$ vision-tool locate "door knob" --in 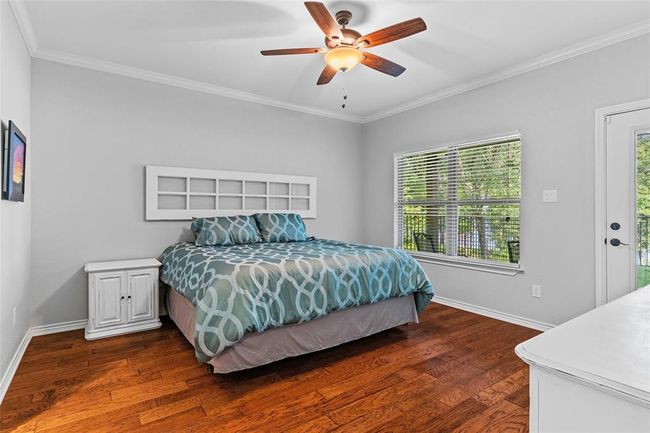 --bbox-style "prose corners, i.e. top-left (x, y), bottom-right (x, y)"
top-left (610, 238), bottom-right (629, 246)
